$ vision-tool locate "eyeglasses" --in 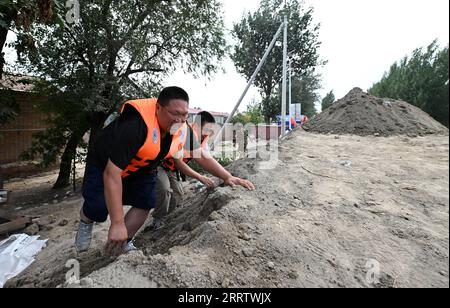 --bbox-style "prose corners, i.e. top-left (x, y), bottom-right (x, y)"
top-left (161, 105), bottom-right (189, 122)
